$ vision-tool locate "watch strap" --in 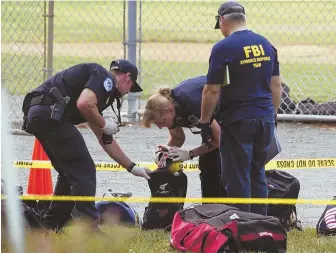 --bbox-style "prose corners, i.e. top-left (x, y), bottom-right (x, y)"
top-left (189, 150), bottom-right (195, 160)
top-left (127, 162), bottom-right (136, 172)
